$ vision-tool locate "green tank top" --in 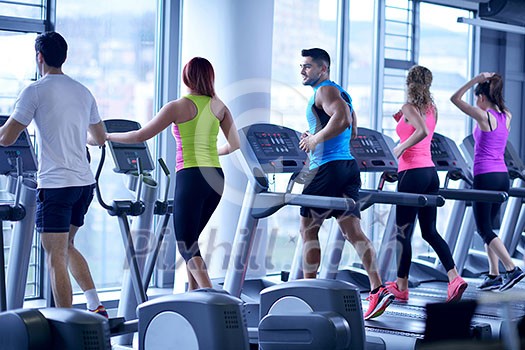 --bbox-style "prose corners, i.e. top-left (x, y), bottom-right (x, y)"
top-left (172, 95), bottom-right (221, 171)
